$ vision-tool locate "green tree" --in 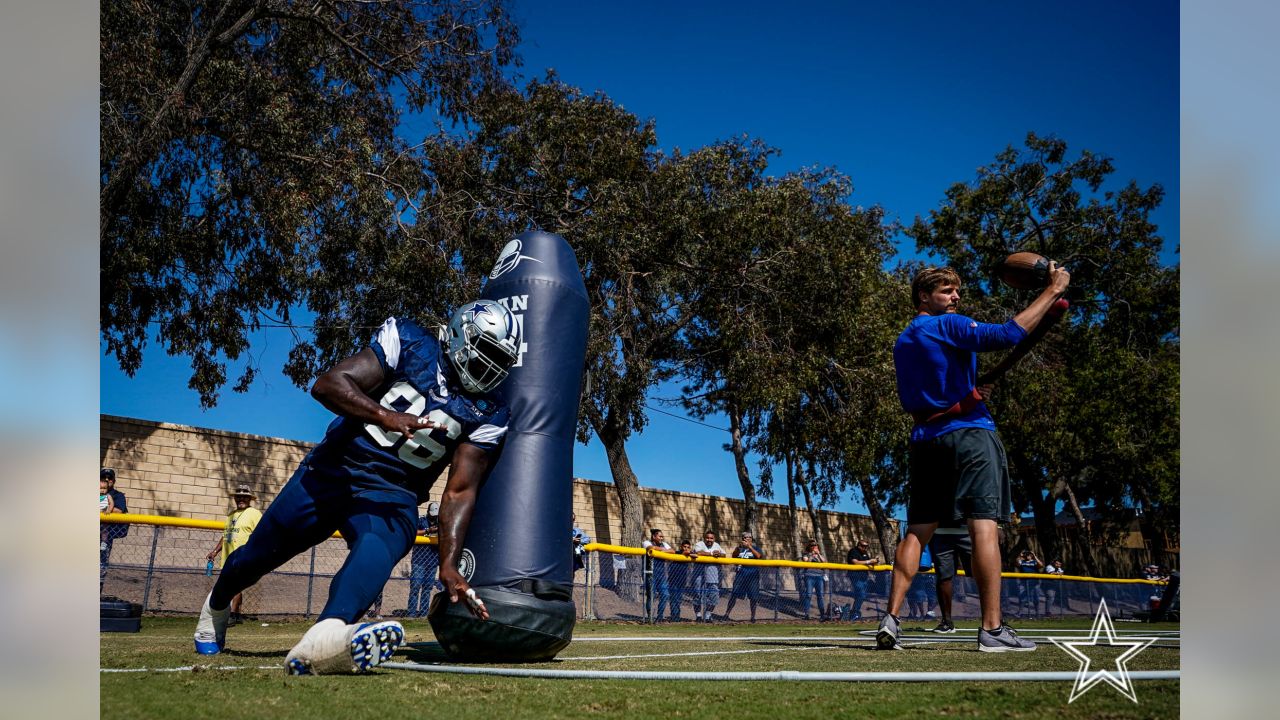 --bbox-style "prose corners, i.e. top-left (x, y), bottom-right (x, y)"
top-left (673, 150), bottom-right (898, 557)
top-left (101, 0), bottom-right (519, 406)
top-left (810, 294), bottom-right (914, 557)
top-left (906, 133), bottom-right (1179, 572)
top-left (415, 77), bottom-right (696, 559)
